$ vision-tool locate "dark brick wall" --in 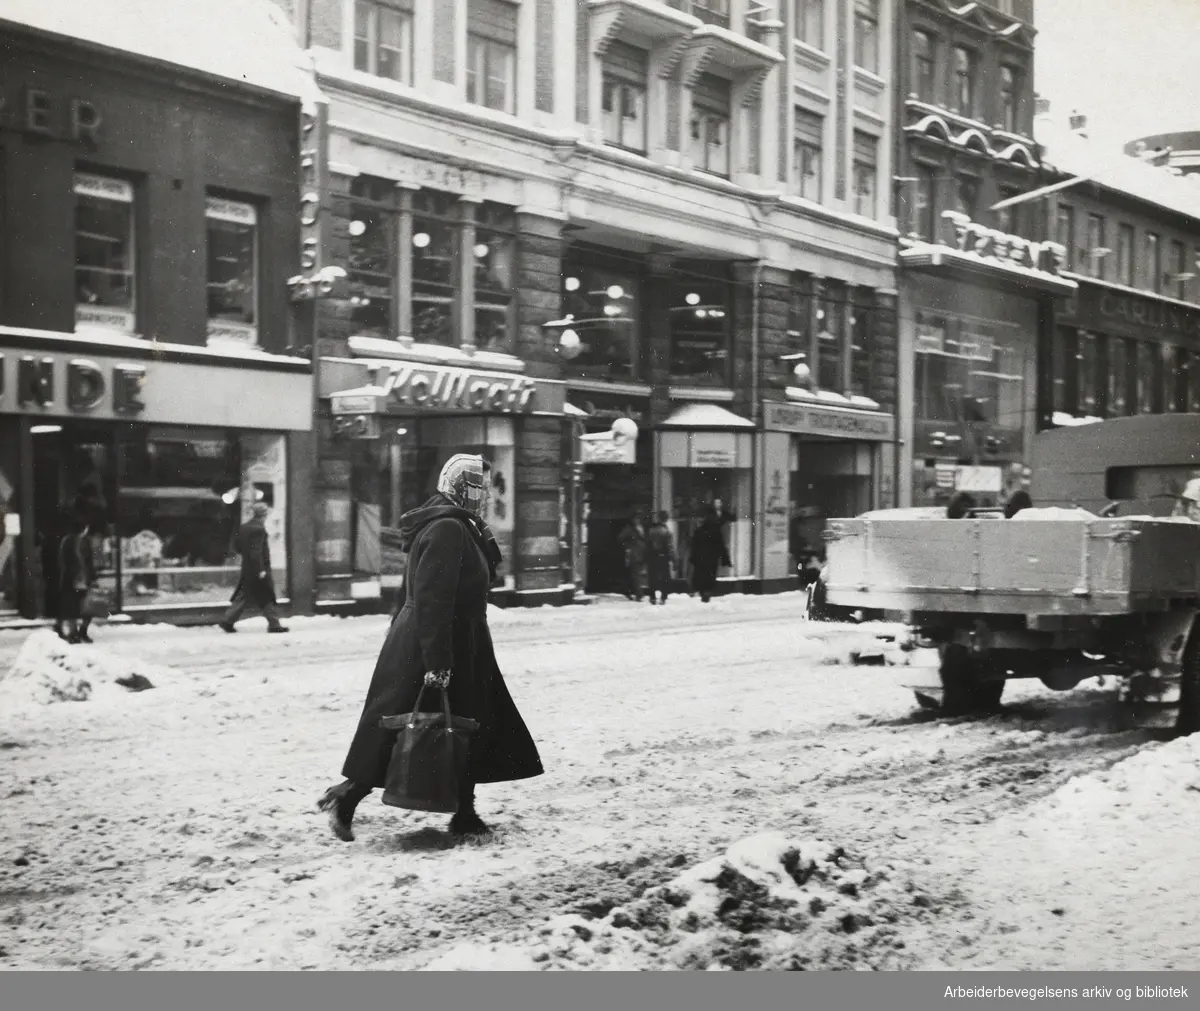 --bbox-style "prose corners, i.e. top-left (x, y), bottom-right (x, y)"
top-left (514, 213), bottom-right (565, 379)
